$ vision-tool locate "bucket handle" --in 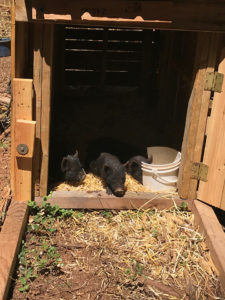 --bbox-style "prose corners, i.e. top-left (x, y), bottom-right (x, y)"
top-left (152, 170), bottom-right (178, 185)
